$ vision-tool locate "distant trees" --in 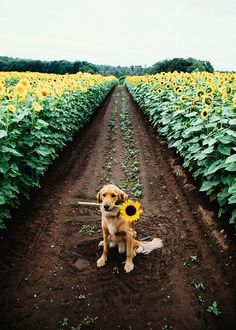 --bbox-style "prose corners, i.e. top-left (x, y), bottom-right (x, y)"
top-left (0, 56), bottom-right (99, 74)
top-left (148, 57), bottom-right (214, 74)
top-left (0, 56), bottom-right (214, 77)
